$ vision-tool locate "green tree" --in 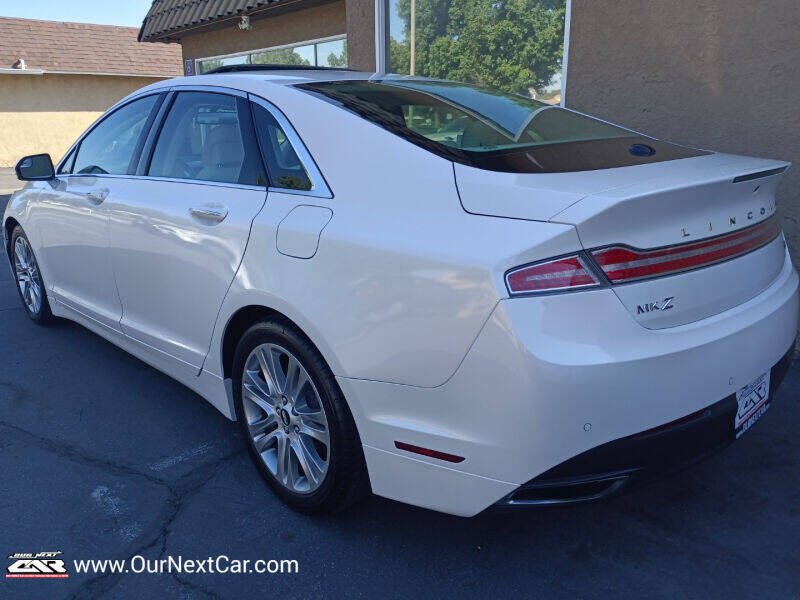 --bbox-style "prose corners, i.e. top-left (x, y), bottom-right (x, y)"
top-left (390, 0), bottom-right (565, 96)
top-left (198, 58), bottom-right (223, 74)
top-left (251, 48), bottom-right (311, 66)
top-left (325, 40), bottom-right (348, 67)
top-left (389, 37), bottom-right (410, 73)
